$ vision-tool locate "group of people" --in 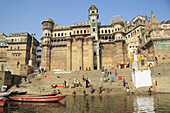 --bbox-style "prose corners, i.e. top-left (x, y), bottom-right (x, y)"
top-left (71, 78), bottom-right (82, 88)
top-left (52, 89), bottom-right (61, 94)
